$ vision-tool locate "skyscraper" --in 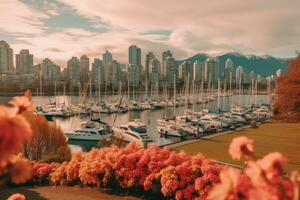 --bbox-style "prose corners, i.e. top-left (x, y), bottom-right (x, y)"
top-left (67, 57), bottom-right (80, 88)
top-left (79, 55), bottom-right (89, 85)
top-left (128, 45), bottom-right (142, 86)
top-left (204, 57), bottom-right (220, 85)
top-left (149, 58), bottom-right (161, 86)
top-left (225, 58), bottom-right (233, 85)
top-left (112, 60), bottom-right (122, 87)
top-left (145, 52), bottom-right (155, 84)
top-left (127, 64), bottom-right (140, 86)
top-left (179, 61), bottom-right (193, 82)
top-left (103, 50), bottom-right (113, 83)
top-left (193, 60), bottom-right (204, 83)
top-left (16, 49), bottom-right (33, 75)
top-left (0, 41), bottom-right (14, 74)
top-left (161, 50), bottom-right (172, 80)
top-left (129, 45), bottom-right (141, 66)
top-left (41, 58), bottom-right (60, 83)
top-left (92, 58), bottom-right (104, 86)
top-left (165, 56), bottom-right (177, 87)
